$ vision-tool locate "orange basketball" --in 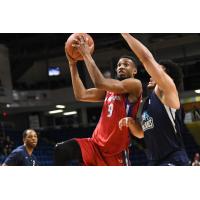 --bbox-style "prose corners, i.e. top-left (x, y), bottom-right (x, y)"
top-left (65, 33), bottom-right (94, 61)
